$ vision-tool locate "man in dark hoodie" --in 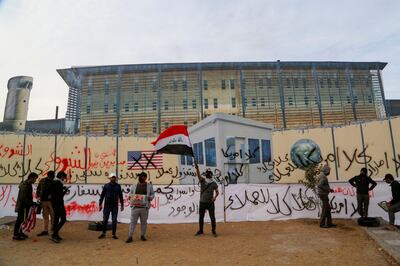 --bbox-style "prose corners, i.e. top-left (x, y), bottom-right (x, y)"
top-left (51, 171), bottom-right (68, 243)
top-left (13, 172), bottom-right (38, 240)
top-left (98, 173), bottom-right (124, 240)
top-left (317, 164), bottom-right (336, 228)
top-left (349, 167), bottom-right (377, 218)
top-left (36, 170), bottom-right (55, 236)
